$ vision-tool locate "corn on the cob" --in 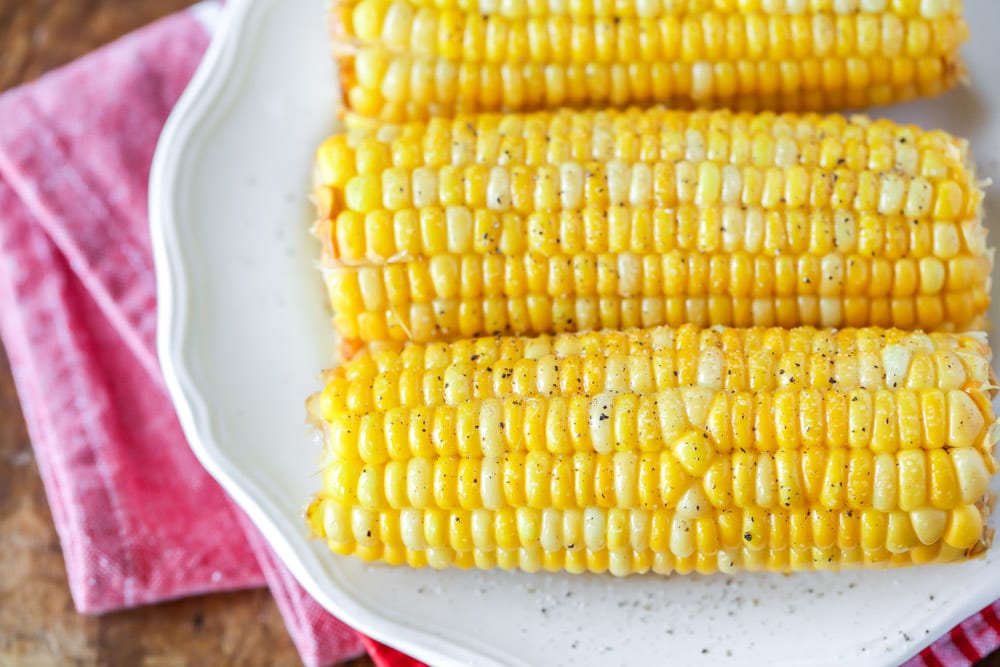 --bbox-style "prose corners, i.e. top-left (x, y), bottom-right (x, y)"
top-left (313, 107), bottom-right (990, 345)
top-left (307, 324), bottom-right (998, 575)
top-left (331, 0), bottom-right (968, 122)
